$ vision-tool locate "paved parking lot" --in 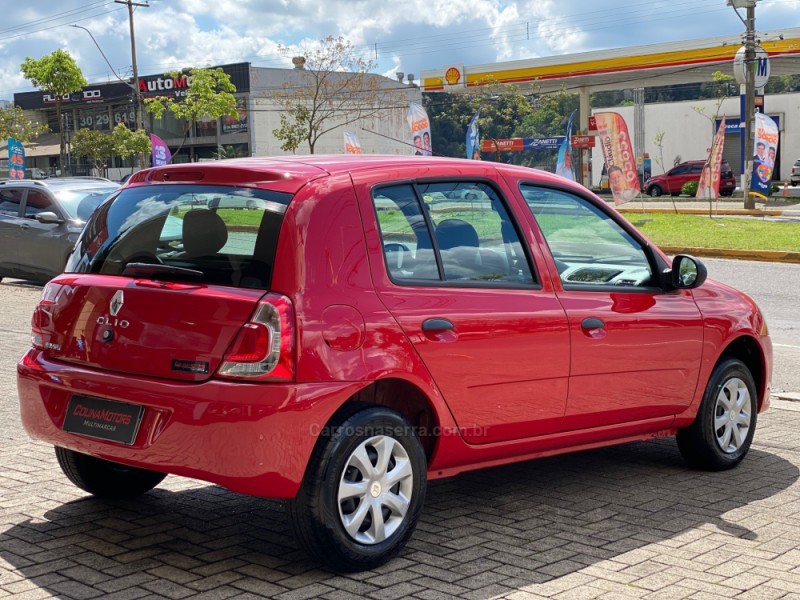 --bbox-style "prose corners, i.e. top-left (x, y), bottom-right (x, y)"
top-left (1, 279), bottom-right (799, 600)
